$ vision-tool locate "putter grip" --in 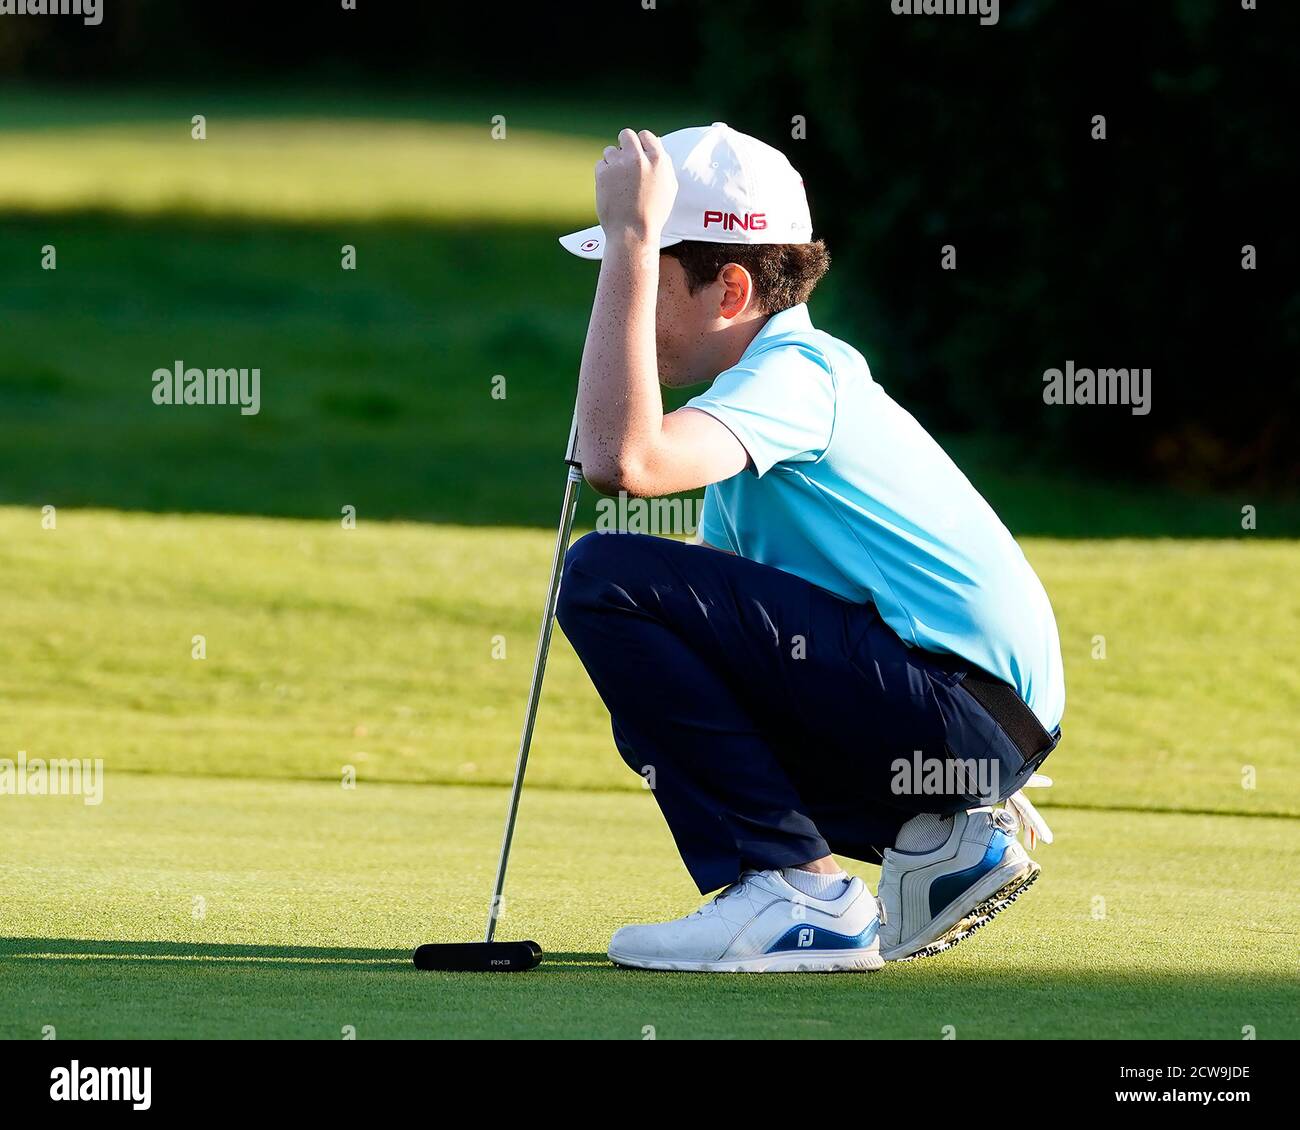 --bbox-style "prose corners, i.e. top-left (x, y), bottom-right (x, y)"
top-left (564, 408), bottom-right (581, 467)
